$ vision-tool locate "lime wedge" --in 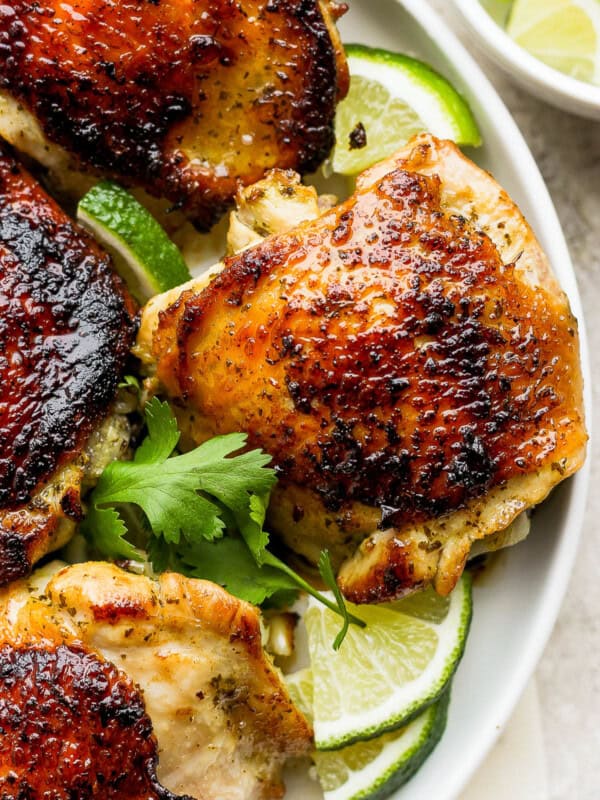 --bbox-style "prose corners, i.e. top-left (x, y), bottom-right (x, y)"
top-left (315, 693), bottom-right (449, 800)
top-left (286, 670), bottom-right (450, 800)
top-left (286, 667), bottom-right (315, 721)
top-left (78, 182), bottom-right (191, 303)
top-left (507, 0), bottom-right (600, 84)
top-left (331, 44), bottom-right (481, 175)
top-left (304, 575), bottom-right (472, 750)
